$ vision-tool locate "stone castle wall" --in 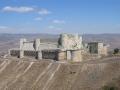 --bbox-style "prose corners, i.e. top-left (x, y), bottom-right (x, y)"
top-left (9, 33), bottom-right (109, 62)
top-left (10, 49), bottom-right (58, 60)
top-left (59, 33), bottom-right (82, 50)
top-left (88, 42), bottom-right (108, 56)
